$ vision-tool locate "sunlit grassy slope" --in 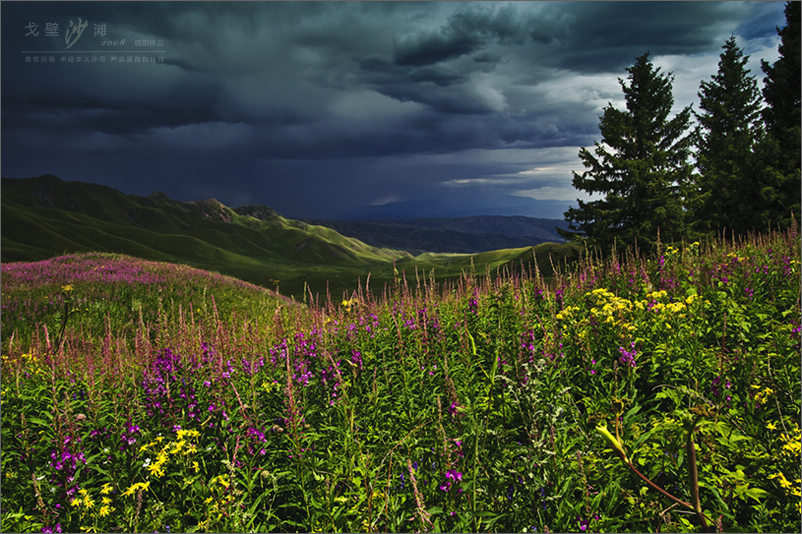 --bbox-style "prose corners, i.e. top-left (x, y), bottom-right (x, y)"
top-left (2, 175), bottom-right (581, 298)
